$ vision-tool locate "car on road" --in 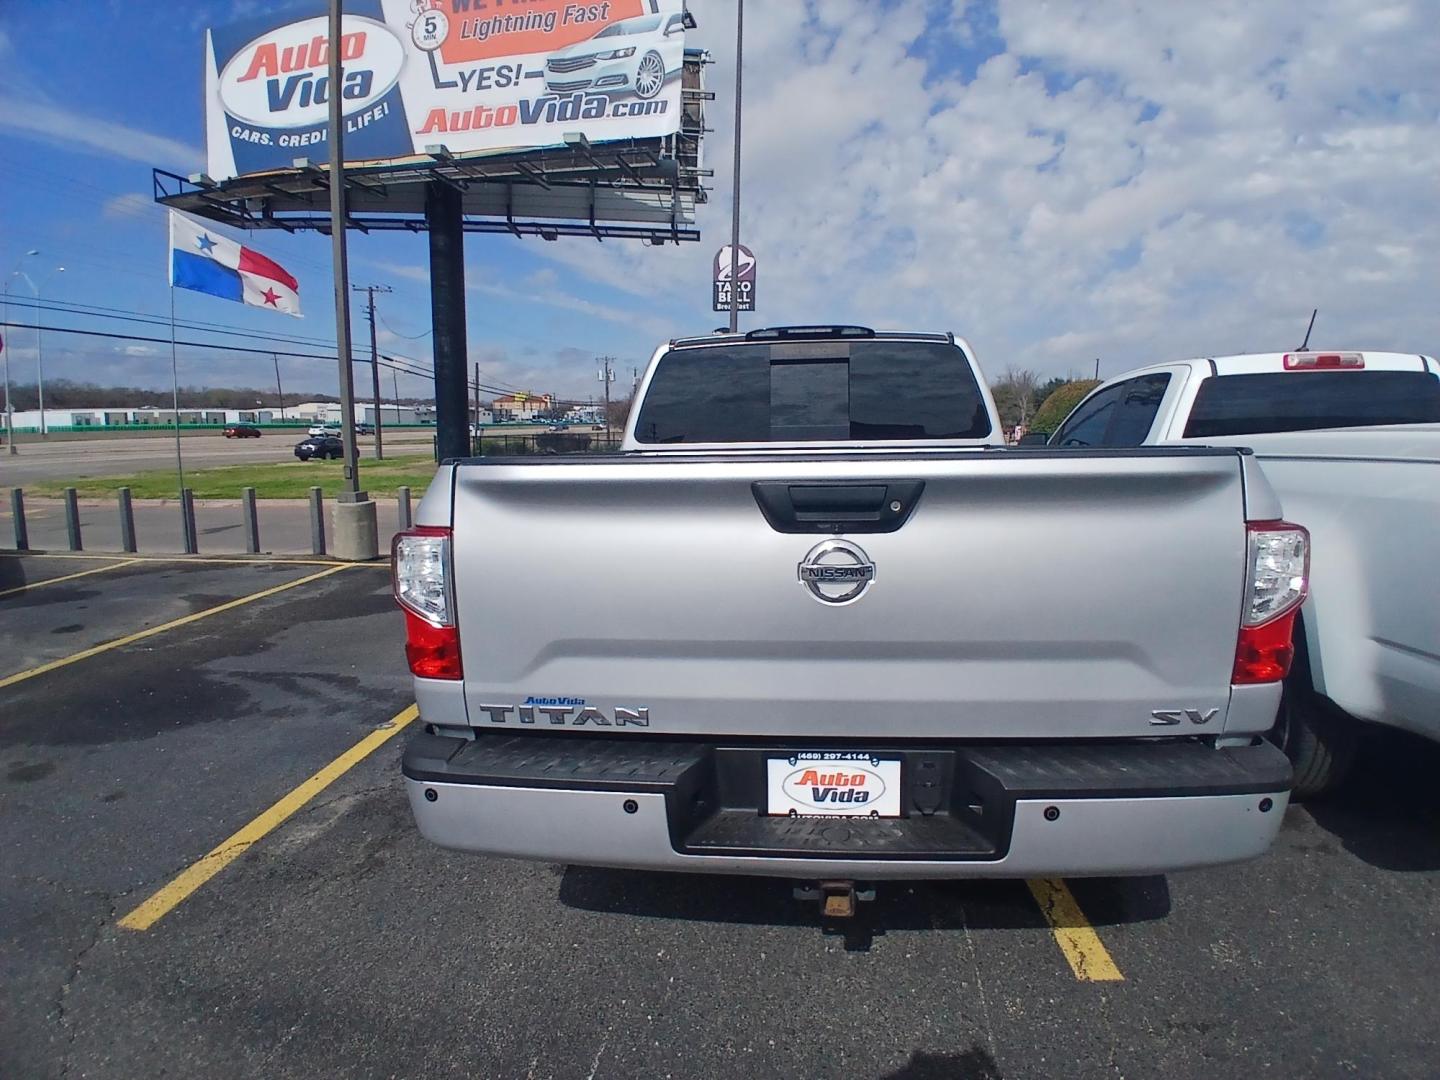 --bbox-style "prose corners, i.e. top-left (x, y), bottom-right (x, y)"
top-left (1043, 349), bottom-right (1440, 795)
top-left (356, 423), bottom-right (374, 436)
top-left (294, 435), bottom-right (343, 461)
top-left (307, 422), bottom-right (340, 437)
top-left (542, 12), bottom-right (687, 100)
top-left (394, 324), bottom-right (1302, 885)
top-left (222, 423), bottom-right (261, 438)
